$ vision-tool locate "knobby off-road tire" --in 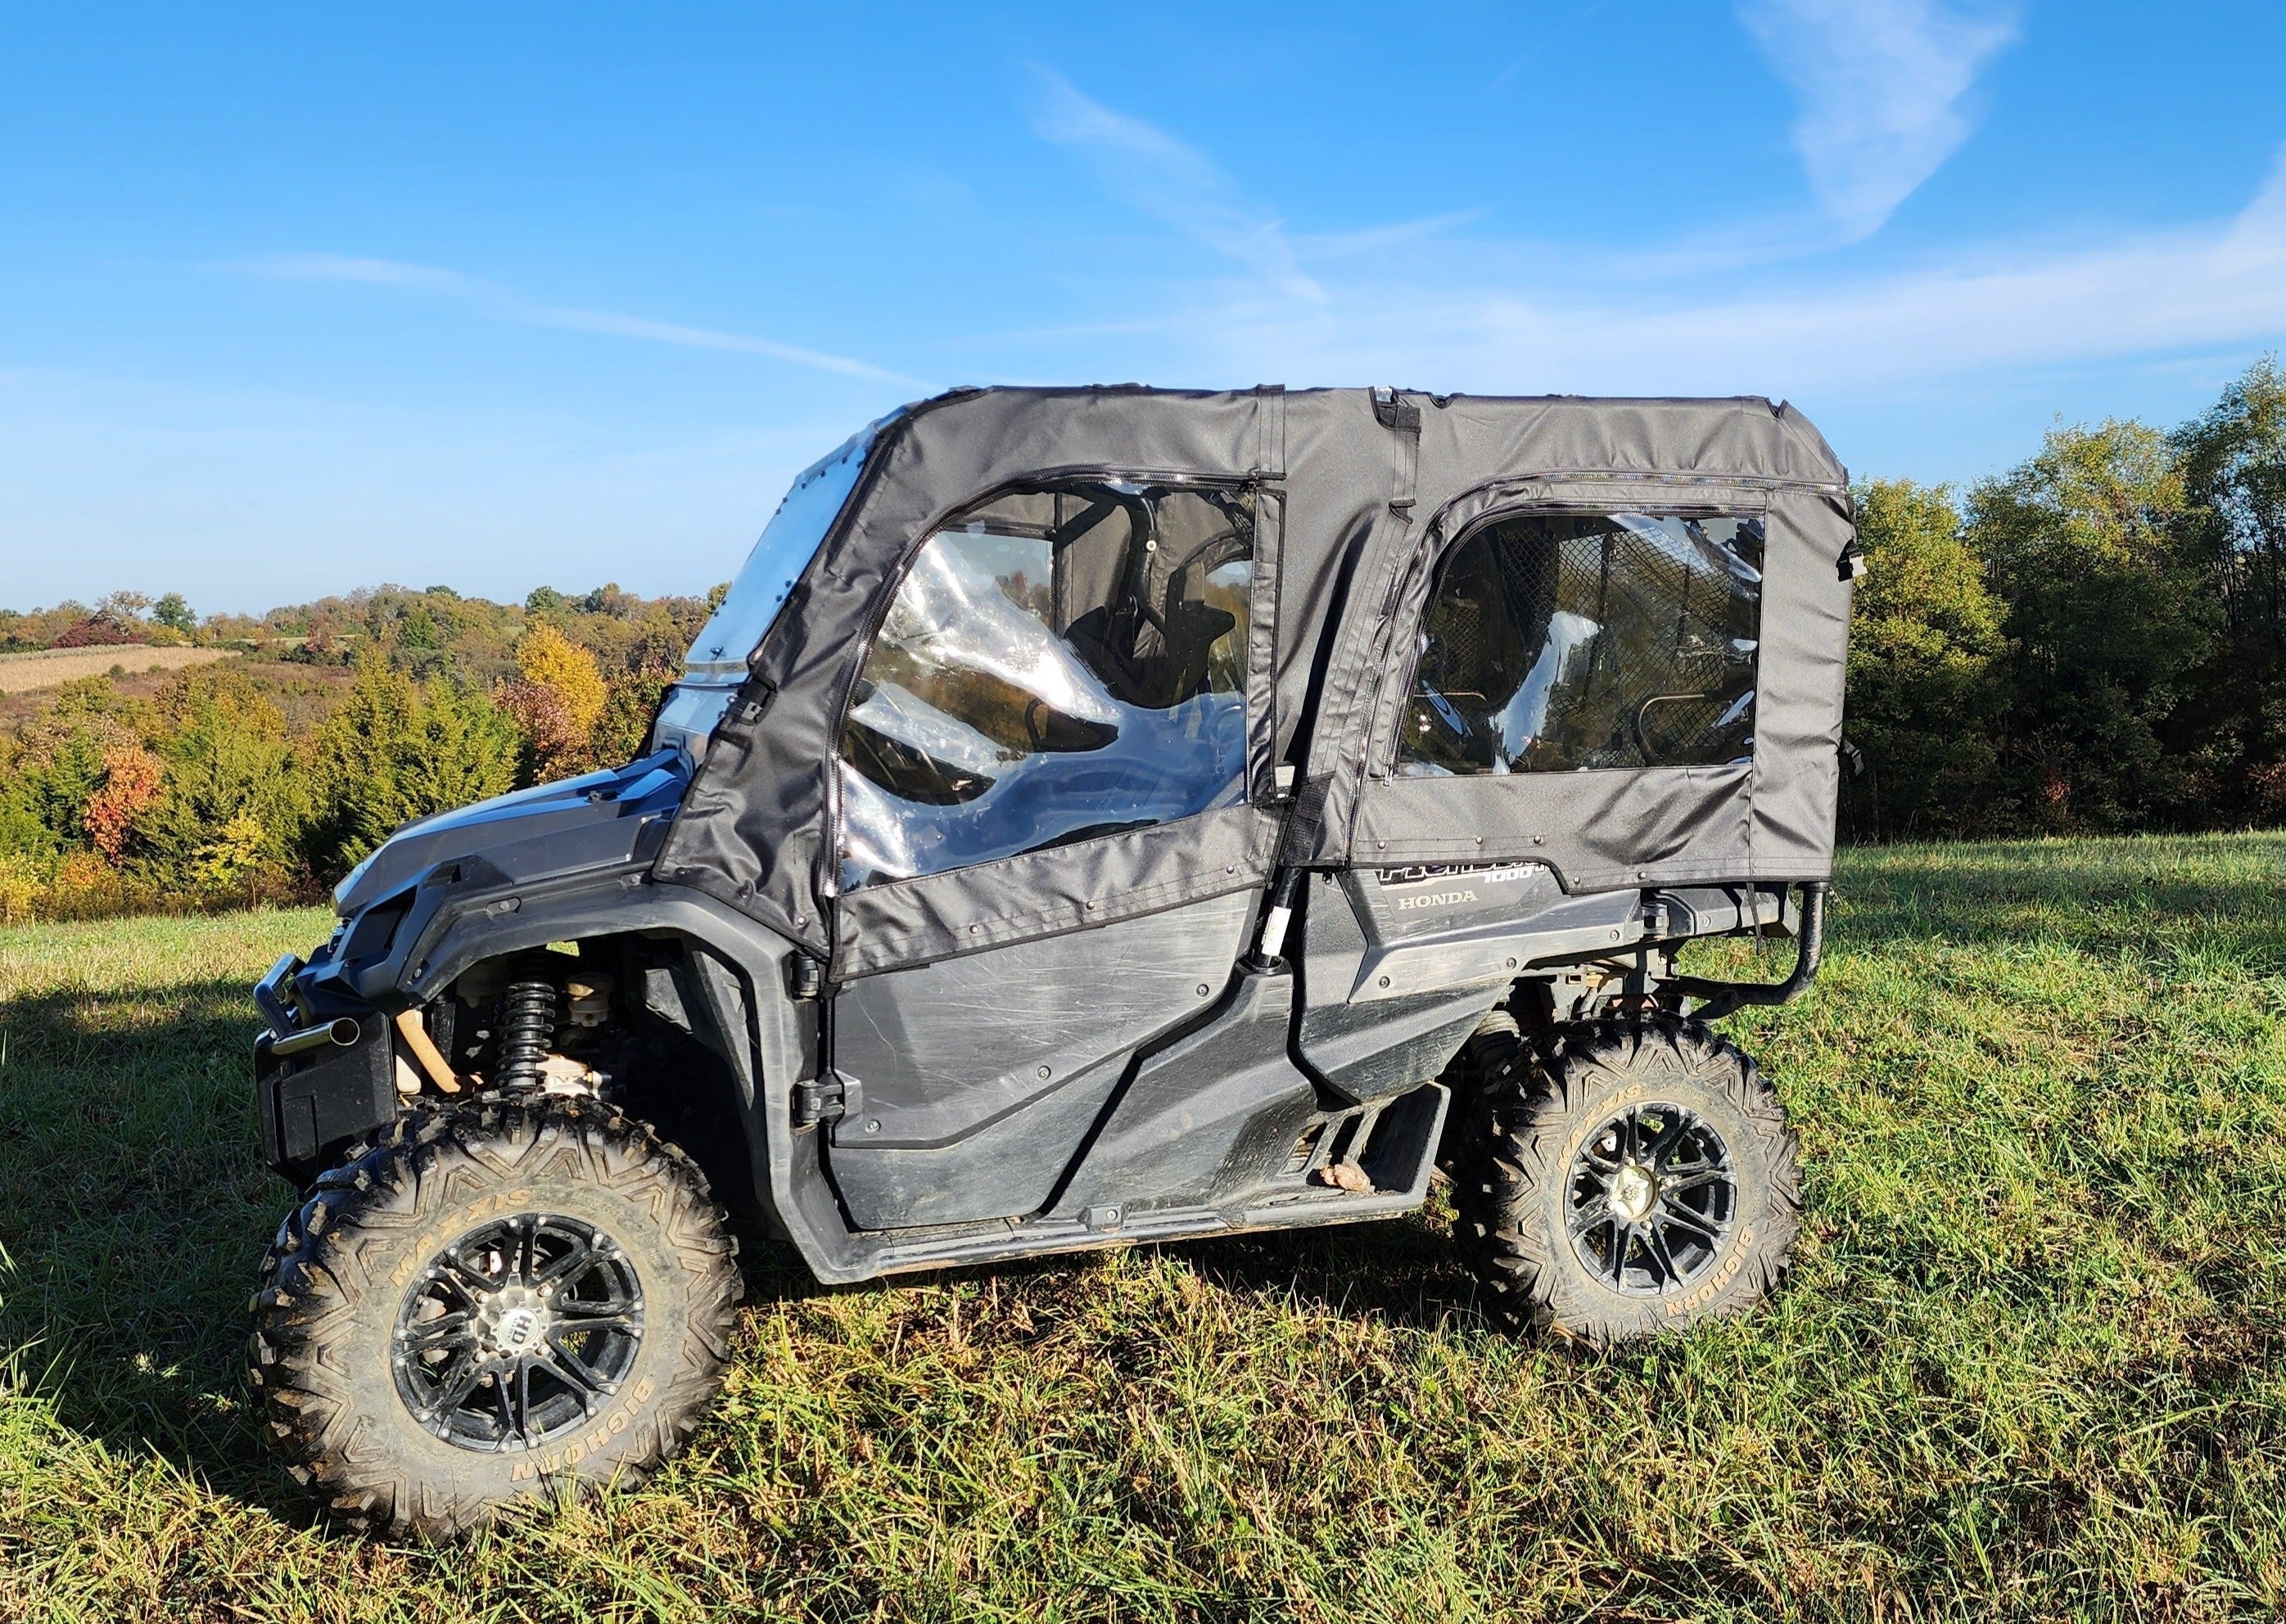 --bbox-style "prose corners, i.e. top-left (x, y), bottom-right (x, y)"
top-left (247, 1094), bottom-right (742, 1538)
top-left (1452, 1017), bottom-right (1800, 1344)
